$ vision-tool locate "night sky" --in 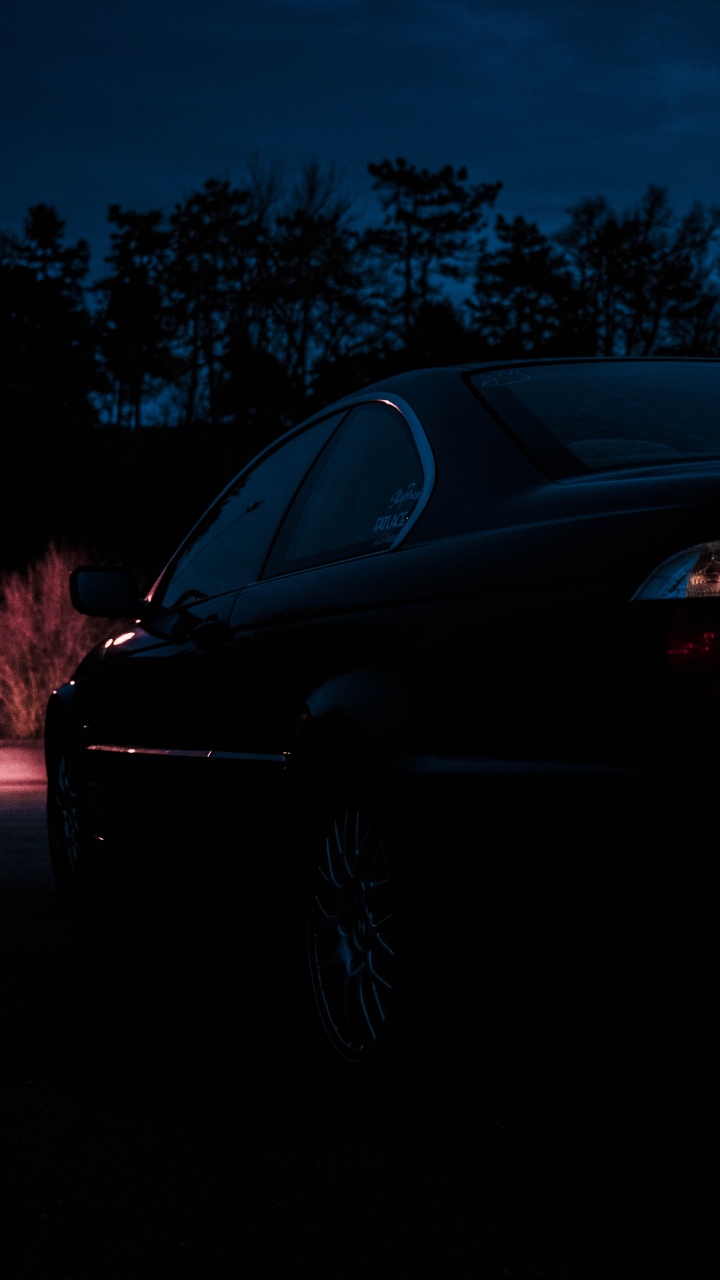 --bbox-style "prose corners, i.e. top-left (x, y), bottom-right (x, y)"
top-left (3, 0), bottom-right (720, 274)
